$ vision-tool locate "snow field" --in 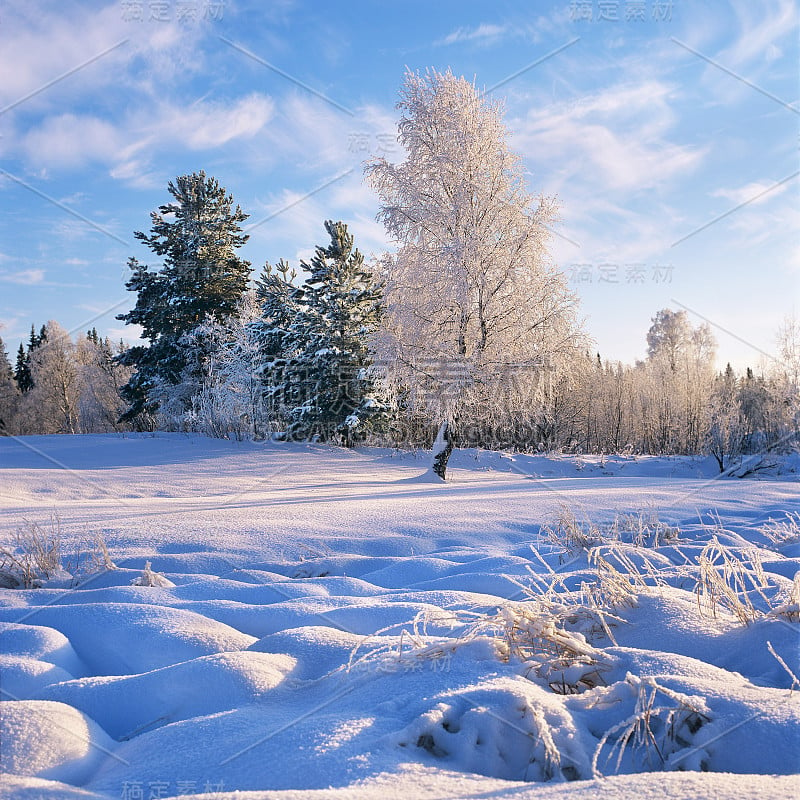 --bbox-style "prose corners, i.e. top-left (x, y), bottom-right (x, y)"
top-left (0, 434), bottom-right (798, 799)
